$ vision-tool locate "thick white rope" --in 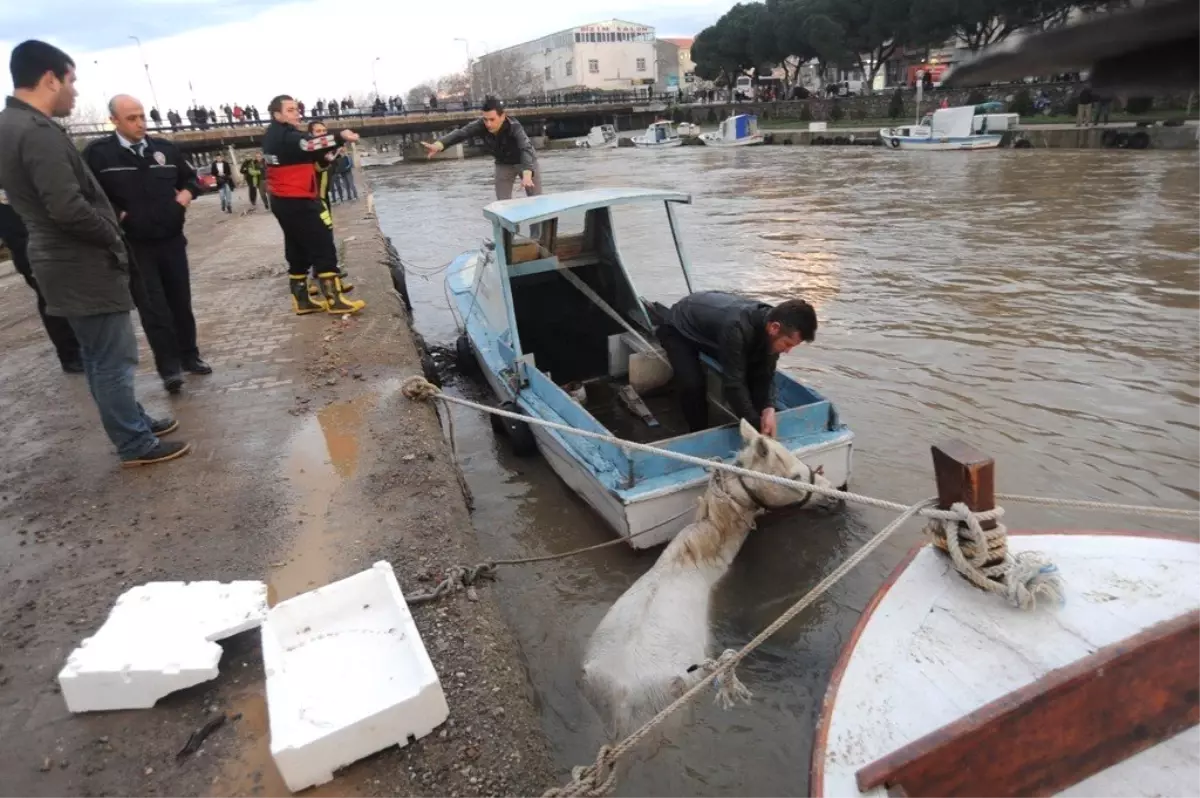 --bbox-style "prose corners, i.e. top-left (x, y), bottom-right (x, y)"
top-left (541, 497), bottom-right (938, 797)
top-left (401, 377), bottom-right (1200, 523)
top-left (923, 504), bottom-right (1065, 610)
top-left (403, 377), bottom-right (999, 523)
